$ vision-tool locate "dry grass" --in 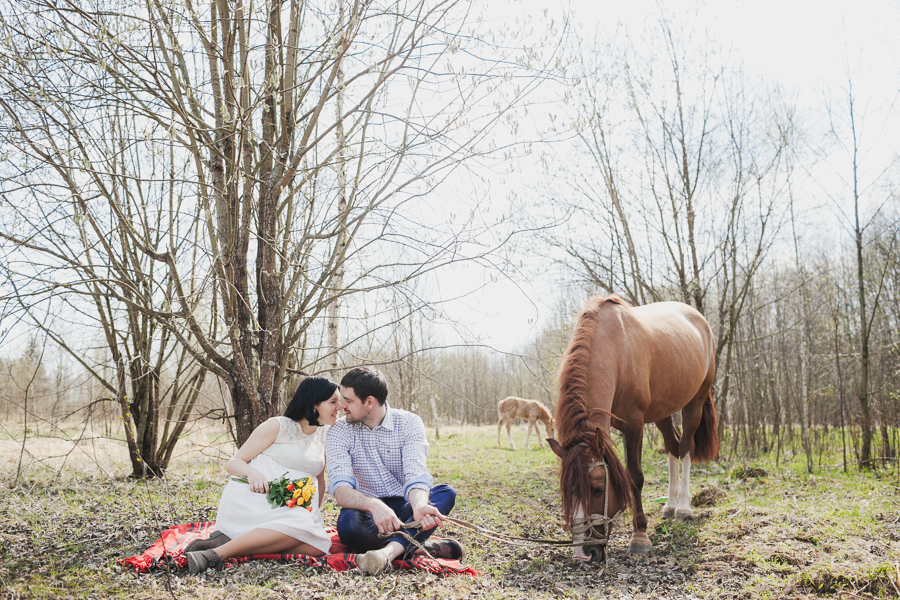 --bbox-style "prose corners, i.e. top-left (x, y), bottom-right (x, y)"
top-left (0, 421), bottom-right (233, 478)
top-left (1, 424), bottom-right (899, 599)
